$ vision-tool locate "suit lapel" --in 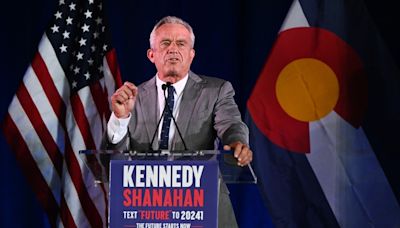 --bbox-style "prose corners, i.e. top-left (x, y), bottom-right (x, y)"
top-left (173, 72), bottom-right (204, 149)
top-left (139, 77), bottom-right (158, 148)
